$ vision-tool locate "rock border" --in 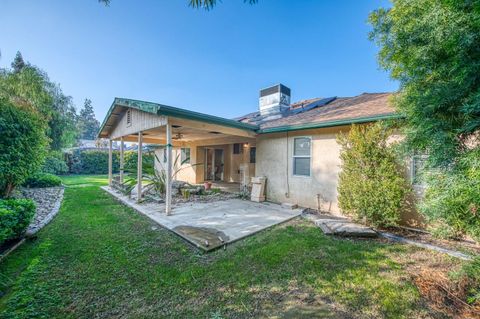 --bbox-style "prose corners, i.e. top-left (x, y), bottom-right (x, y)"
top-left (25, 187), bottom-right (65, 236)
